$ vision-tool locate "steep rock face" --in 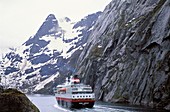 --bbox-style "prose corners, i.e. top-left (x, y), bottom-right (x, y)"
top-left (77, 0), bottom-right (170, 110)
top-left (0, 88), bottom-right (39, 112)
